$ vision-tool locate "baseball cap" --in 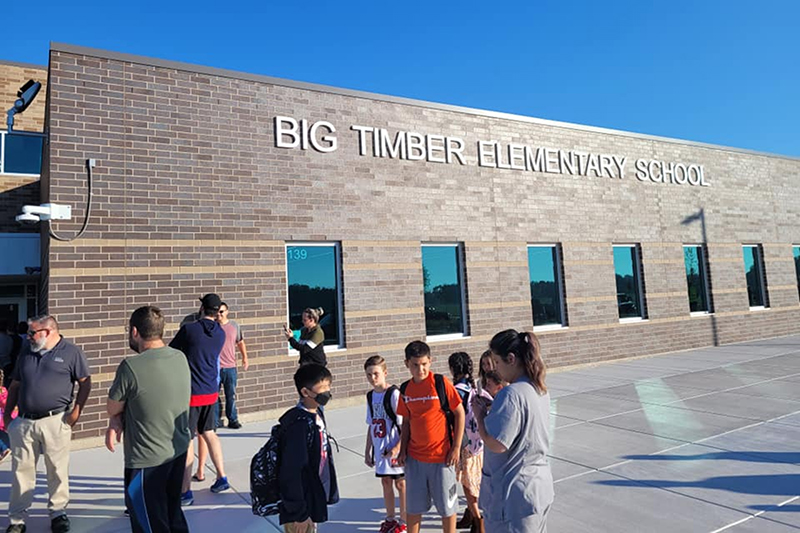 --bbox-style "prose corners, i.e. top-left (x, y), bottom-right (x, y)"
top-left (199, 293), bottom-right (222, 310)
